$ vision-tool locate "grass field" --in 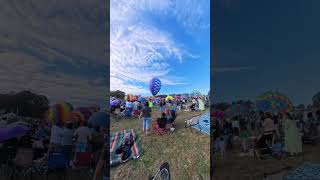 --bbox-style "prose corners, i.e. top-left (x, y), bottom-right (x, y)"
top-left (213, 139), bottom-right (320, 180)
top-left (110, 108), bottom-right (210, 180)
